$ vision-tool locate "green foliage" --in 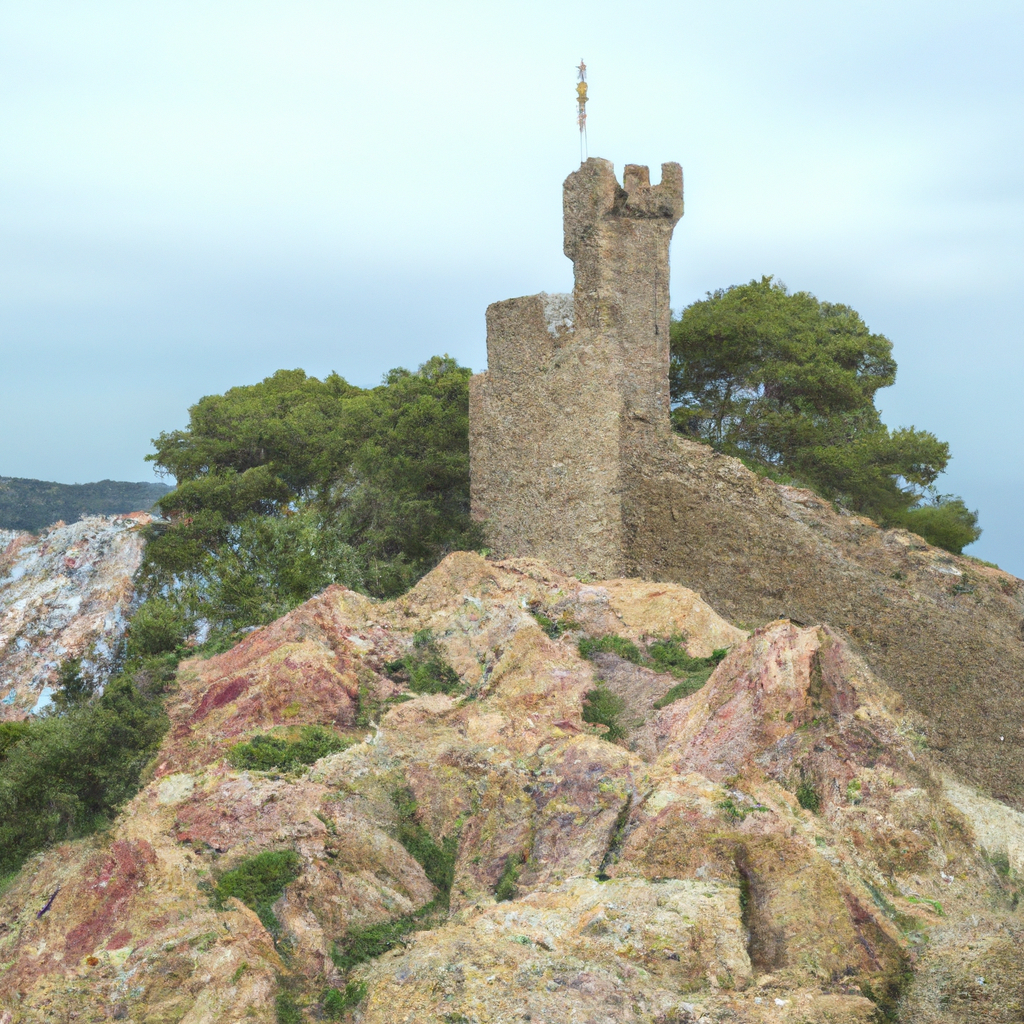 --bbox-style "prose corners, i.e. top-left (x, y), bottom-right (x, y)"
top-left (323, 982), bottom-right (368, 1018)
top-left (578, 634), bottom-right (727, 712)
top-left (495, 853), bottom-right (523, 902)
top-left (906, 894), bottom-right (944, 916)
top-left (331, 915), bottom-right (421, 973)
top-left (384, 630), bottom-right (462, 696)
top-left (213, 850), bottom-right (301, 937)
top-left (0, 721), bottom-right (31, 763)
top-left (228, 726), bottom-right (351, 772)
top-left (897, 493), bottom-right (981, 554)
top-left (0, 671), bottom-right (169, 875)
top-left (528, 606), bottom-right (580, 639)
top-left (274, 991), bottom-right (303, 1024)
top-left (796, 781), bottom-right (821, 813)
top-left (582, 686), bottom-right (627, 742)
top-left (577, 634), bottom-right (643, 664)
top-left (49, 658), bottom-right (96, 713)
top-left (649, 640), bottom-right (728, 708)
top-left (652, 675), bottom-right (713, 709)
top-left (718, 797), bottom-right (770, 822)
top-left (125, 599), bottom-right (190, 658)
top-left (647, 638), bottom-right (728, 676)
top-left (330, 788), bottom-right (459, 971)
top-left (670, 277), bottom-right (978, 548)
top-left (391, 787), bottom-right (459, 898)
top-left (143, 357), bottom-right (482, 639)
top-left (0, 476), bottom-right (171, 532)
